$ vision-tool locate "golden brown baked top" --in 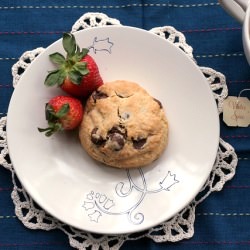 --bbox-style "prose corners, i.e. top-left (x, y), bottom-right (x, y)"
top-left (79, 80), bottom-right (168, 168)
